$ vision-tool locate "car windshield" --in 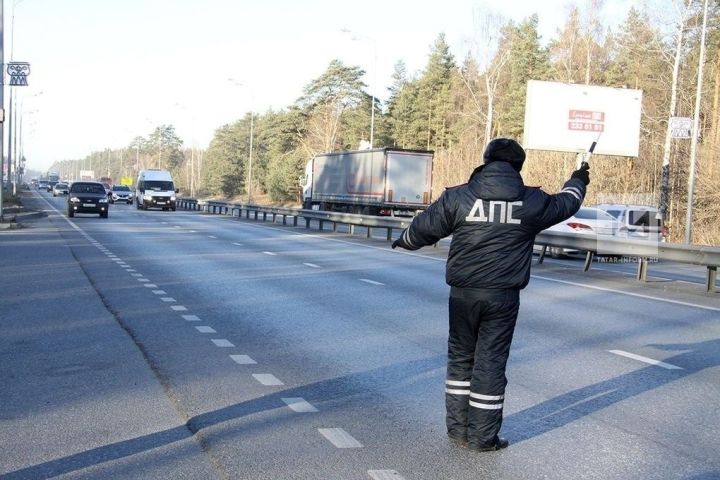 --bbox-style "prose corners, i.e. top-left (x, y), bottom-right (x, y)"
top-left (113, 185), bottom-right (130, 191)
top-left (55, 183), bottom-right (68, 188)
top-left (145, 180), bottom-right (174, 191)
top-left (70, 183), bottom-right (106, 194)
